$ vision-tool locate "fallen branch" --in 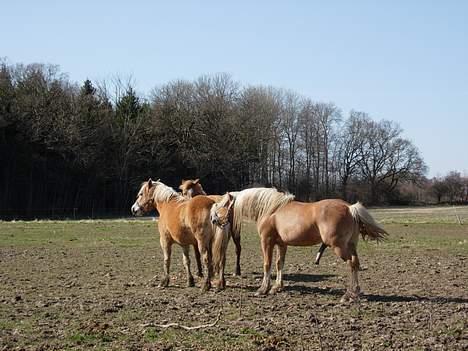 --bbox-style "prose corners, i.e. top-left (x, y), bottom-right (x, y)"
top-left (141, 311), bottom-right (222, 331)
